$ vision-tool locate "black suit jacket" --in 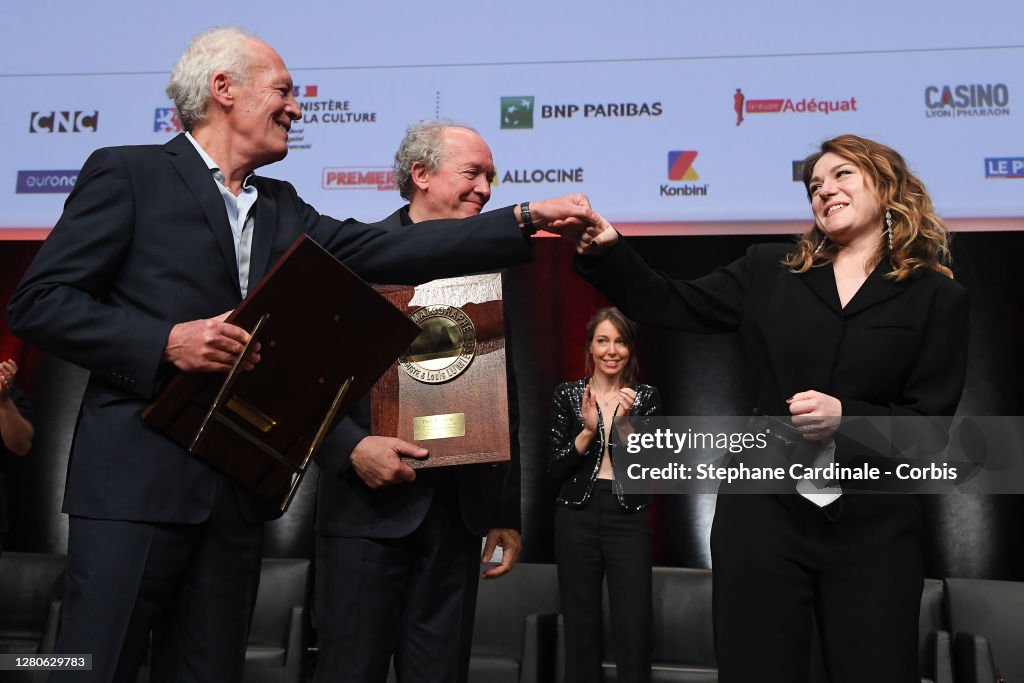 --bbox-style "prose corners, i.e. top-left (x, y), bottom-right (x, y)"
top-left (575, 240), bottom-right (969, 456)
top-left (314, 207), bottom-right (521, 538)
top-left (7, 134), bottom-right (532, 524)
